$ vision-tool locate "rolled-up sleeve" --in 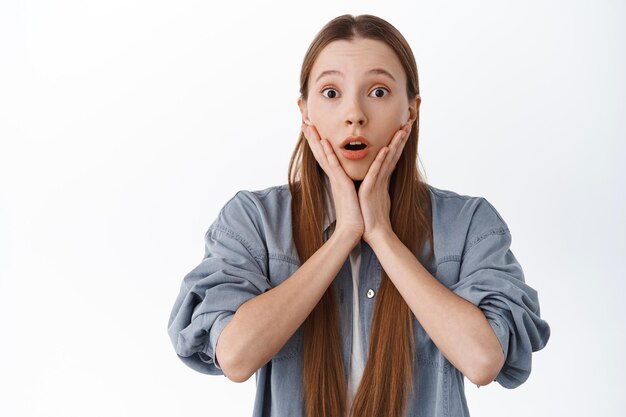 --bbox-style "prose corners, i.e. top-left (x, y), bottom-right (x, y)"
top-left (167, 192), bottom-right (272, 375)
top-left (451, 199), bottom-right (551, 389)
